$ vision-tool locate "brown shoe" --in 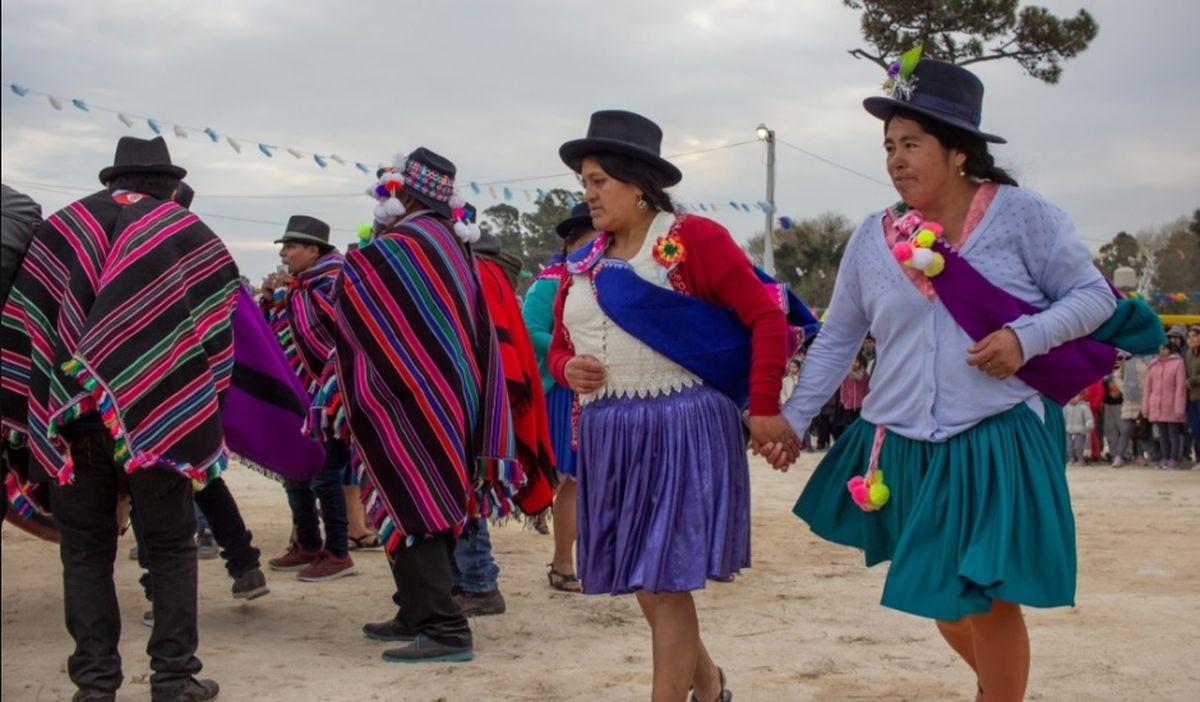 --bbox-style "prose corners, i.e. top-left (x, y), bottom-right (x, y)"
top-left (297, 550), bottom-right (357, 582)
top-left (268, 543), bottom-right (320, 571)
